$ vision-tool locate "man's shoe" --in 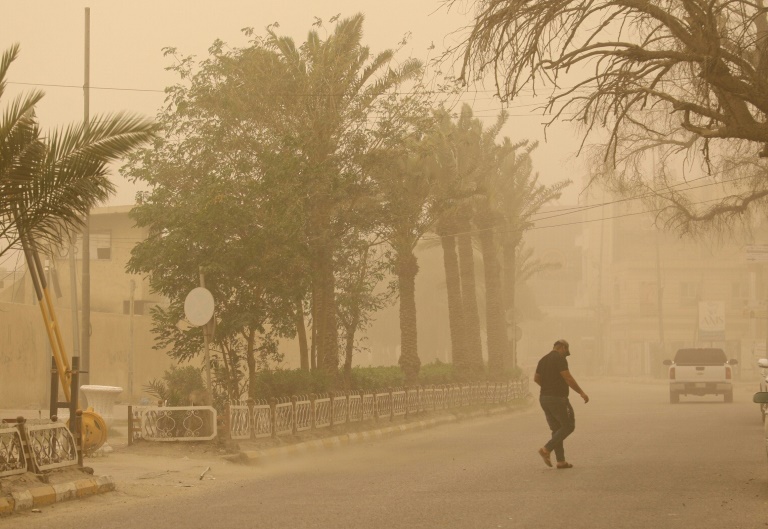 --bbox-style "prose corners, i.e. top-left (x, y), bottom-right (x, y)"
top-left (538, 447), bottom-right (552, 467)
